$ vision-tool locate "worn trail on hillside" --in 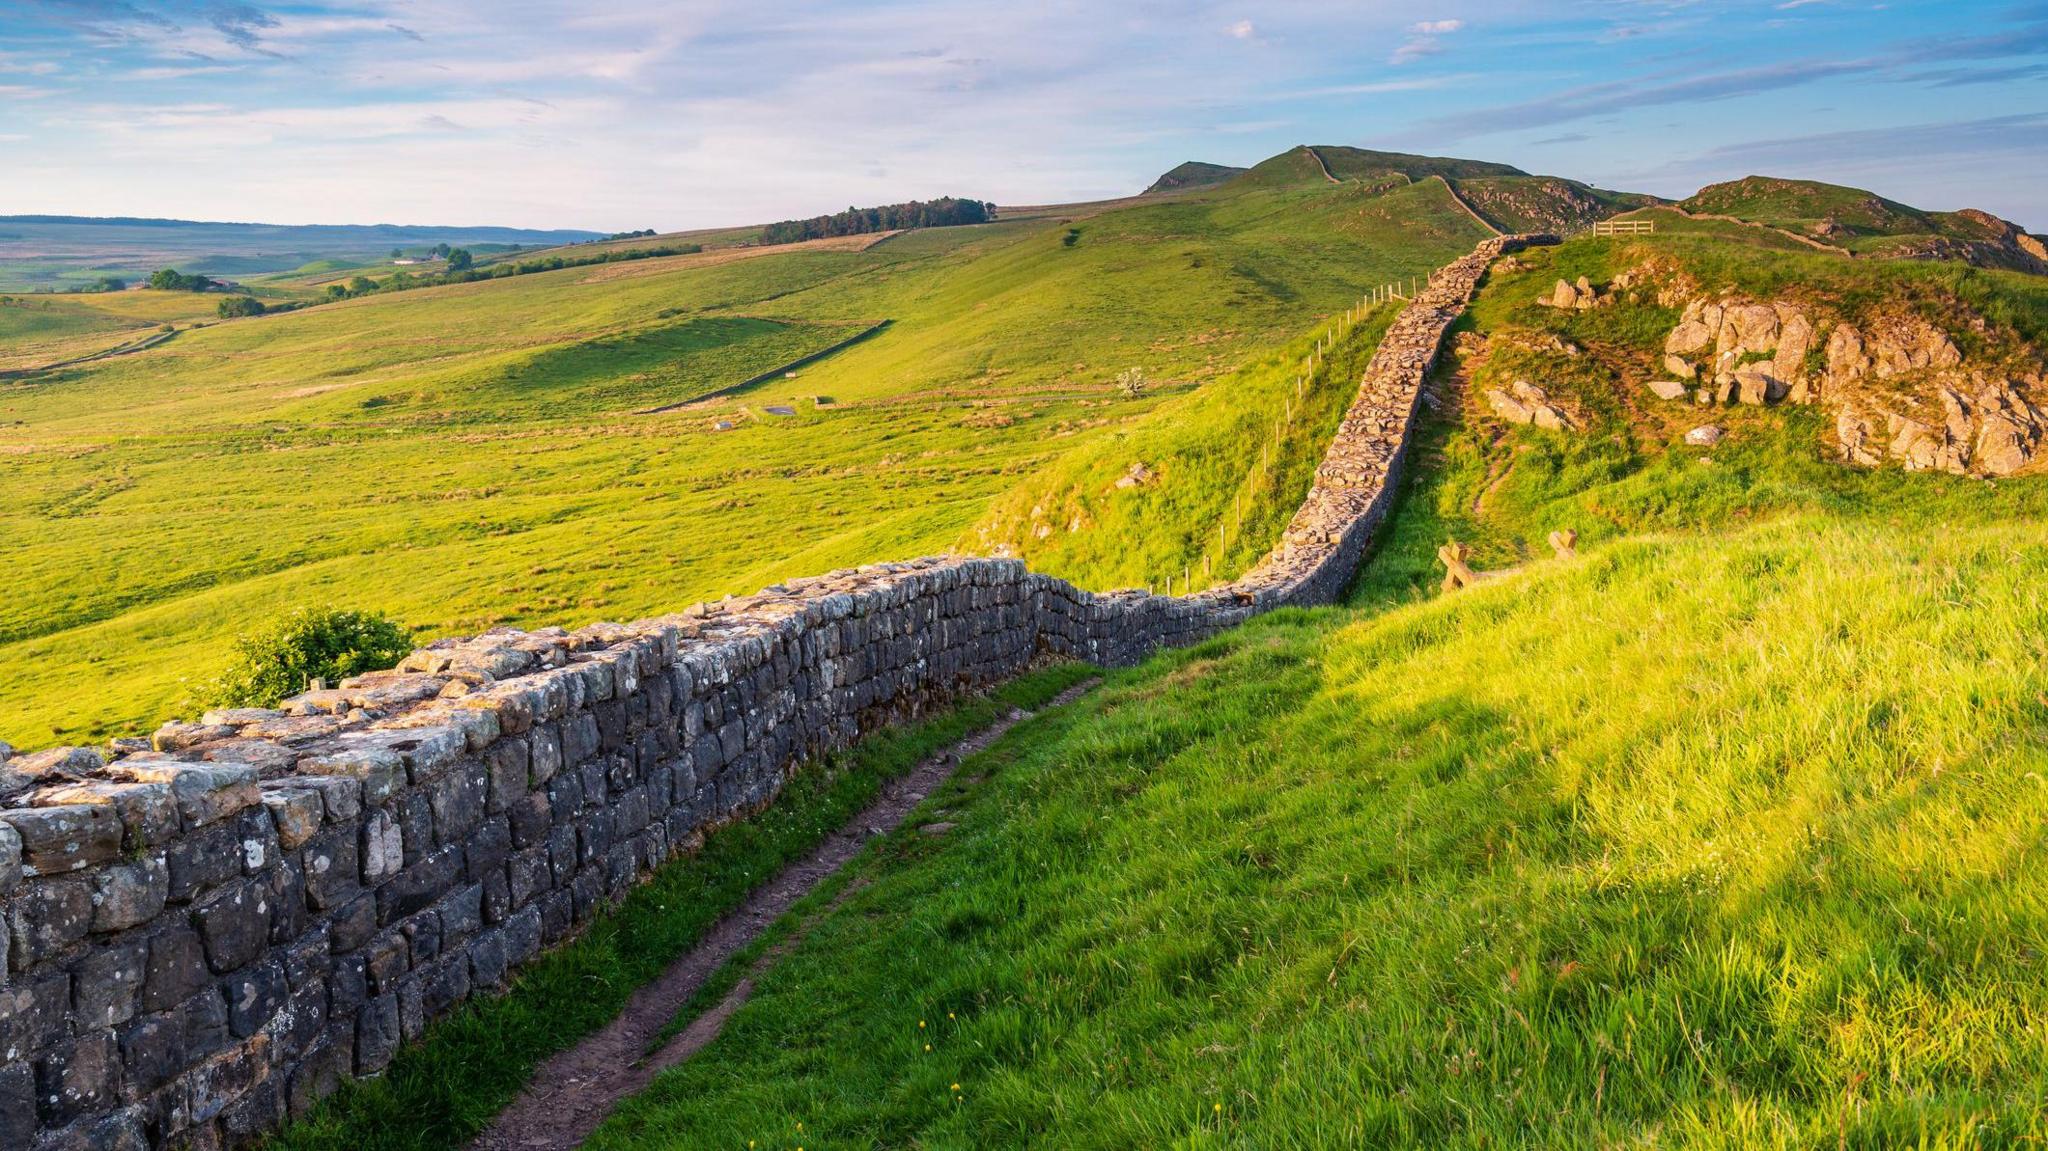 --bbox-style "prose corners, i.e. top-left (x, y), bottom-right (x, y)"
top-left (466, 679), bottom-right (1098, 1151)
